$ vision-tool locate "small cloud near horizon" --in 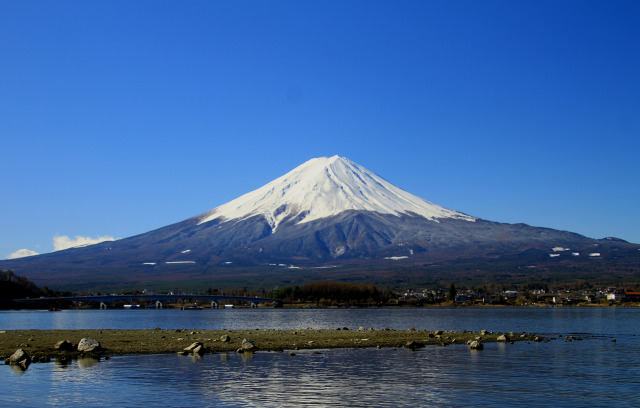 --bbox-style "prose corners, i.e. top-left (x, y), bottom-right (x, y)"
top-left (53, 235), bottom-right (117, 251)
top-left (7, 248), bottom-right (40, 259)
